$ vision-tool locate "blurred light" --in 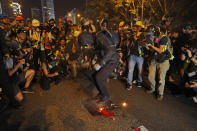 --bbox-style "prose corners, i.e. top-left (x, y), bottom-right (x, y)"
top-left (68, 13), bottom-right (72, 17)
top-left (98, 107), bottom-right (104, 112)
top-left (77, 14), bottom-right (81, 18)
top-left (122, 102), bottom-right (128, 107)
top-left (10, 4), bottom-right (13, 7)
